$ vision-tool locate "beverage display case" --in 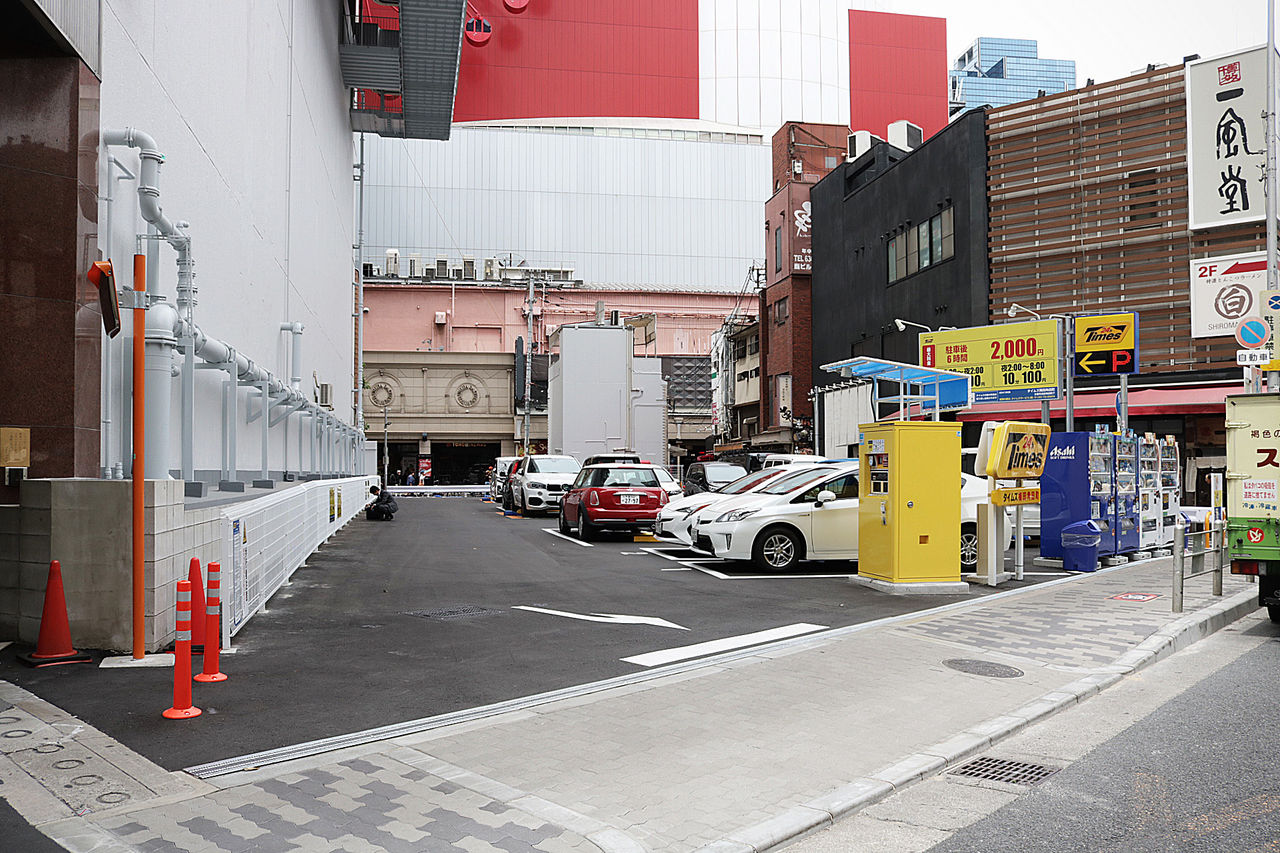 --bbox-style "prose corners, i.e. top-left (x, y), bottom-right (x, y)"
top-left (1113, 428), bottom-right (1140, 554)
top-left (1042, 431), bottom-right (1117, 559)
top-left (1158, 435), bottom-right (1180, 546)
top-left (1138, 433), bottom-right (1162, 549)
